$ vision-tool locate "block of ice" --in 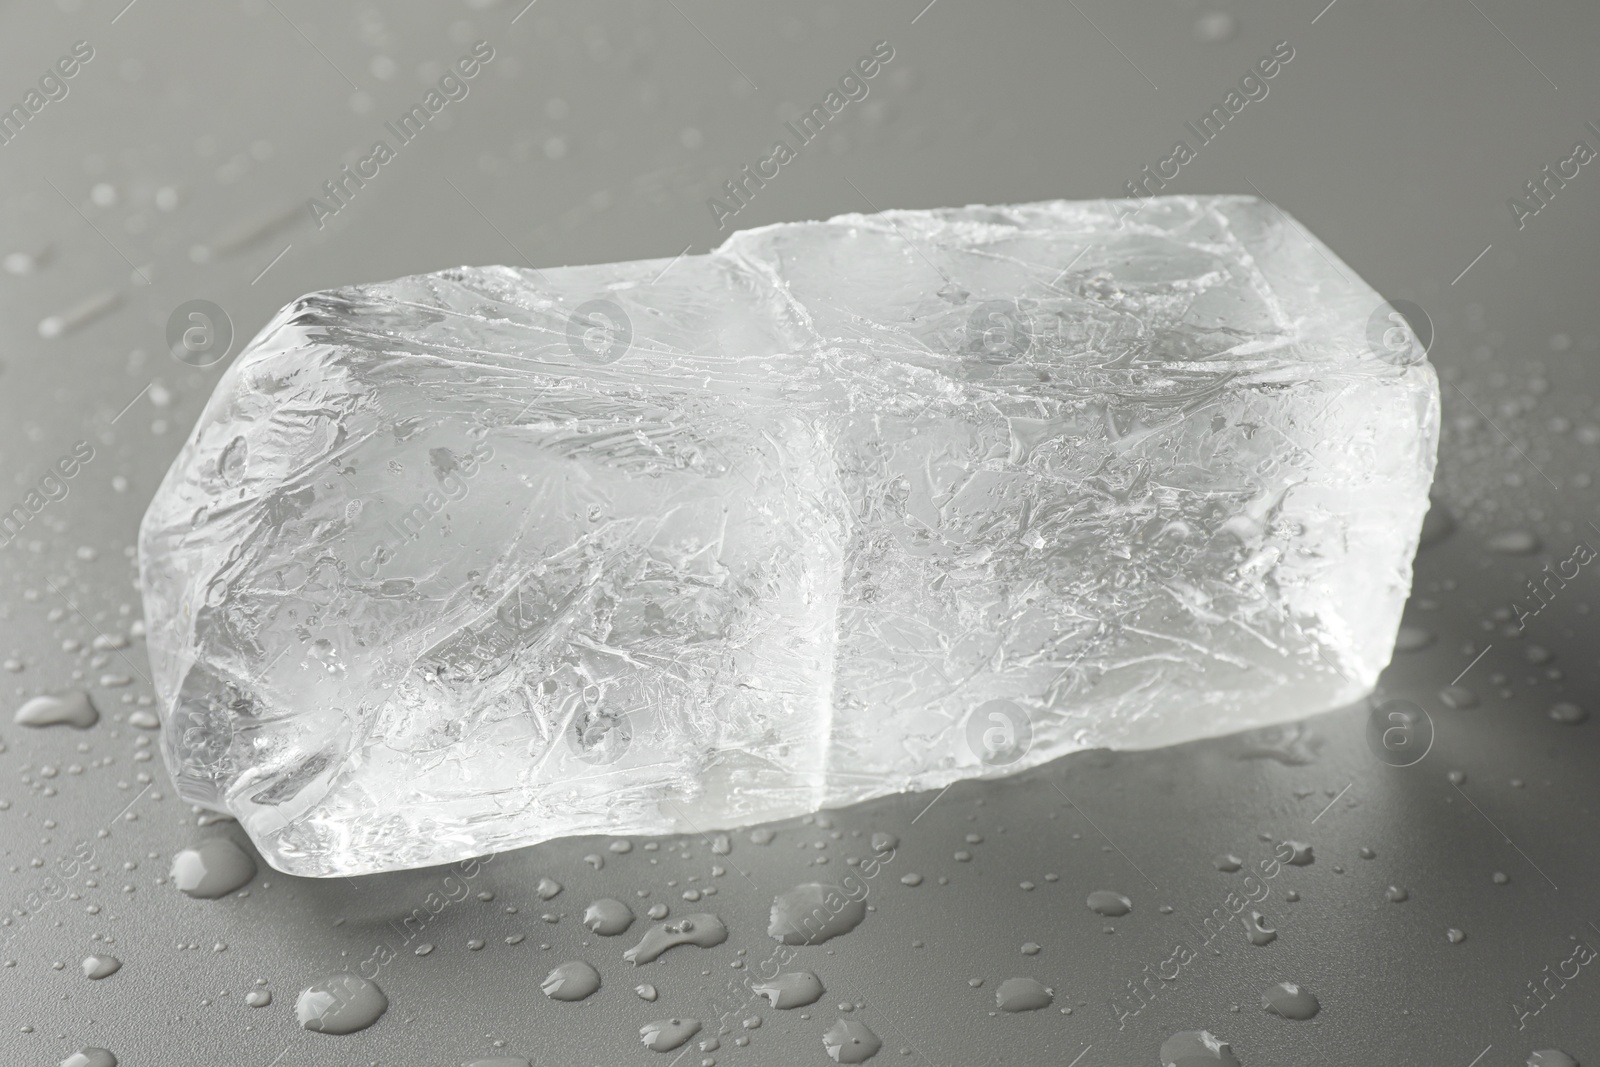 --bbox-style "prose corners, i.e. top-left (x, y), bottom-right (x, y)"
top-left (139, 196), bottom-right (1439, 876)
